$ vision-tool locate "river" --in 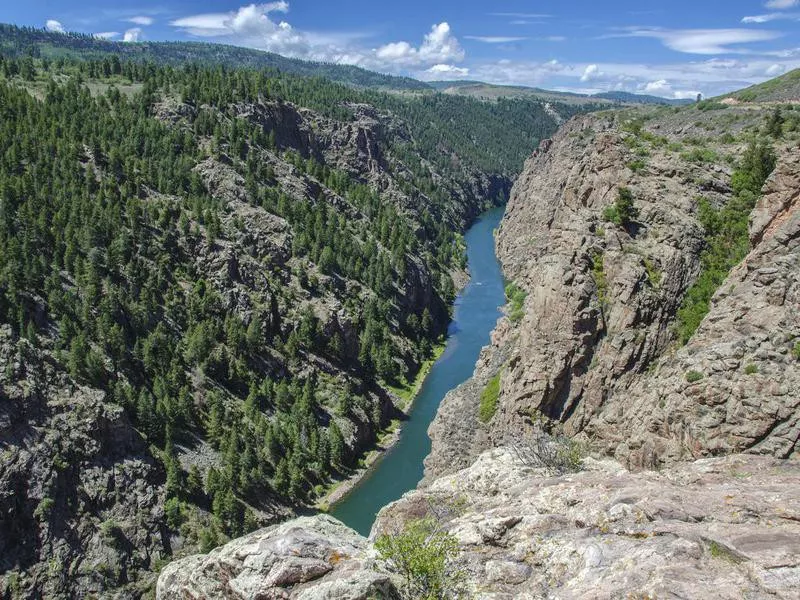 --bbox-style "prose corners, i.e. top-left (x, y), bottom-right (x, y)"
top-left (330, 206), bottom-right (506, 536)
